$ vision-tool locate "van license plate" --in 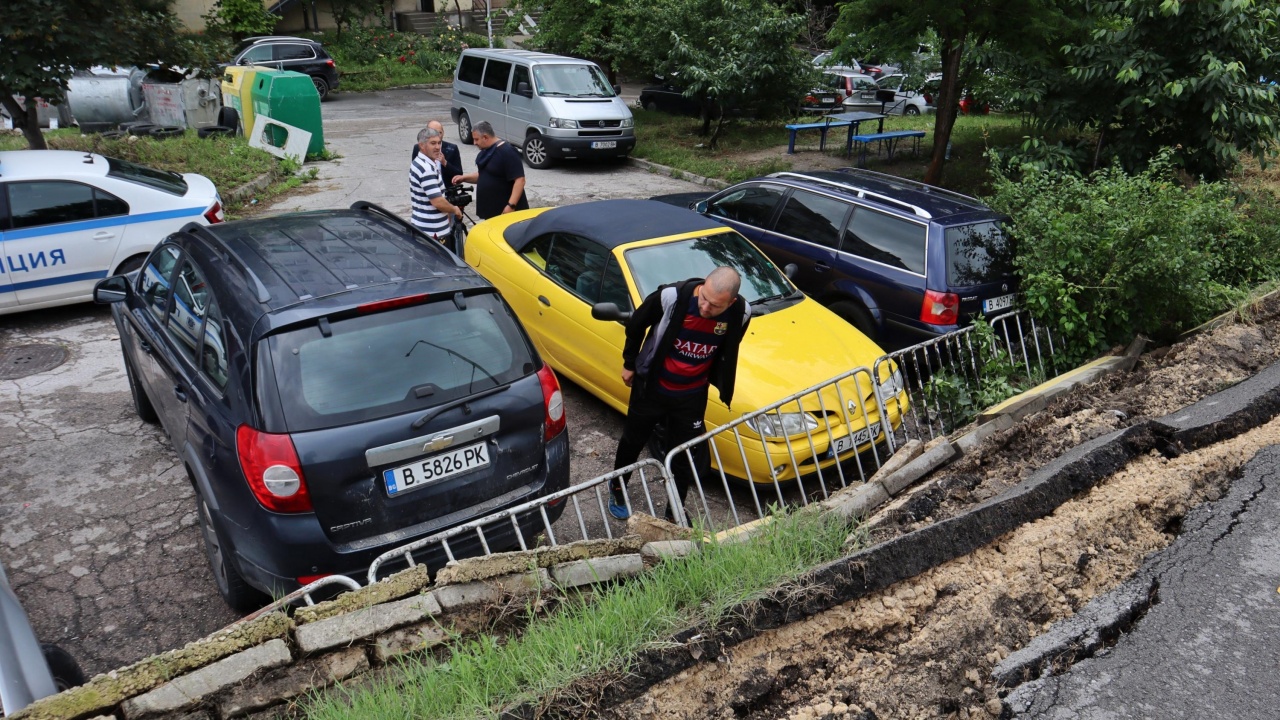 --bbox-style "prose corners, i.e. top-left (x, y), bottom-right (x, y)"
top-left (591, 141), bottom-right (617, 149)
top-left (982, 293), bottom-right (1016, 313)
top-left (829, 422), bottom-right (882, 457)
top-left (383, 441), bottom-right (490, 496)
